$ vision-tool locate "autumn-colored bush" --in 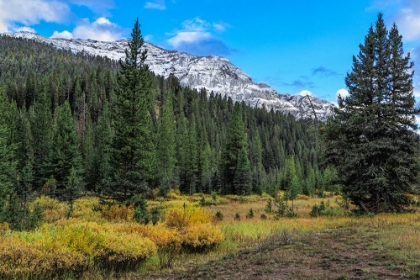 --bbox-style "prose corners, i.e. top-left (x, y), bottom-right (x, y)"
top-left (165, 189), bottom-right (183, 200)
top-left (0, 223), bottom-right (9, 233)
top-left (72, 197), bottom-right (101, 220)
top-left (33, 195), bottom-right (69, 222)
top-left (165, 206), bottom-right (212, 228)
top-left (164, 206), bottom-right (224, 252)
top-left (96, 231), bottom-right (156, 271)
top-left (0, 220), bottom-right (157, 278)
top-left (296, 194), bottom-right (310, 200)
top-left (101, 203), bottom-right (134, 221)
top-left (118, 223), bottom-right (181, 268)
top-left (0, 230), bottom-right (87, 278)
top-left (181, 224), bottom-right (225, 252)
